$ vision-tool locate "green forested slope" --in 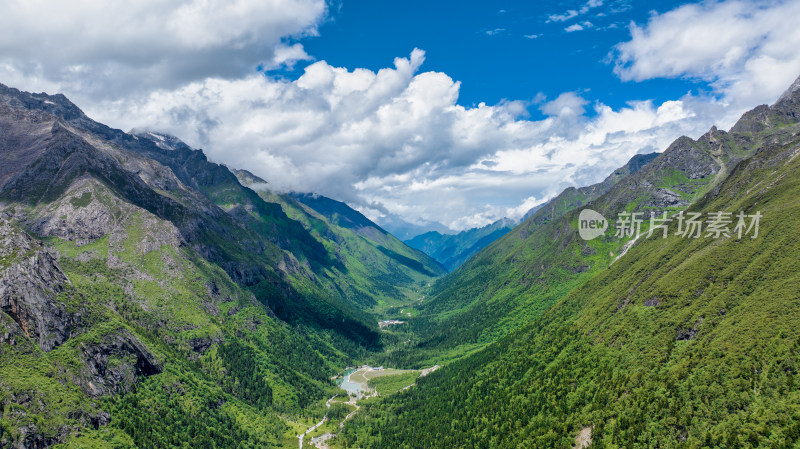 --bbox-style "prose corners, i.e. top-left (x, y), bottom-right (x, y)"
top-left (375, 152), bottom-right (667, 367)
top-left (230, 174), bottom-right (445, 313)
top-left (0, 190), bottom-right (342, 448)
top-left (383, 112), bottom-right (777, 369)
top-left (337, 78), bottom-right (800, 447)
top-left (0, 82), bottom-right (442, 448)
